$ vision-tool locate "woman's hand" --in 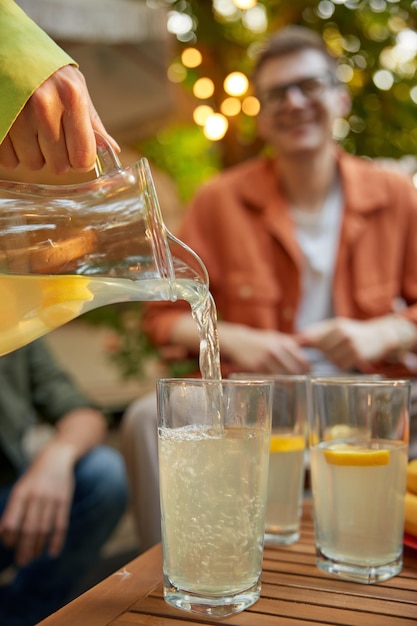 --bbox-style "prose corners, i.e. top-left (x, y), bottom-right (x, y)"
top-left (0, 65), bottom-right (120, 174)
